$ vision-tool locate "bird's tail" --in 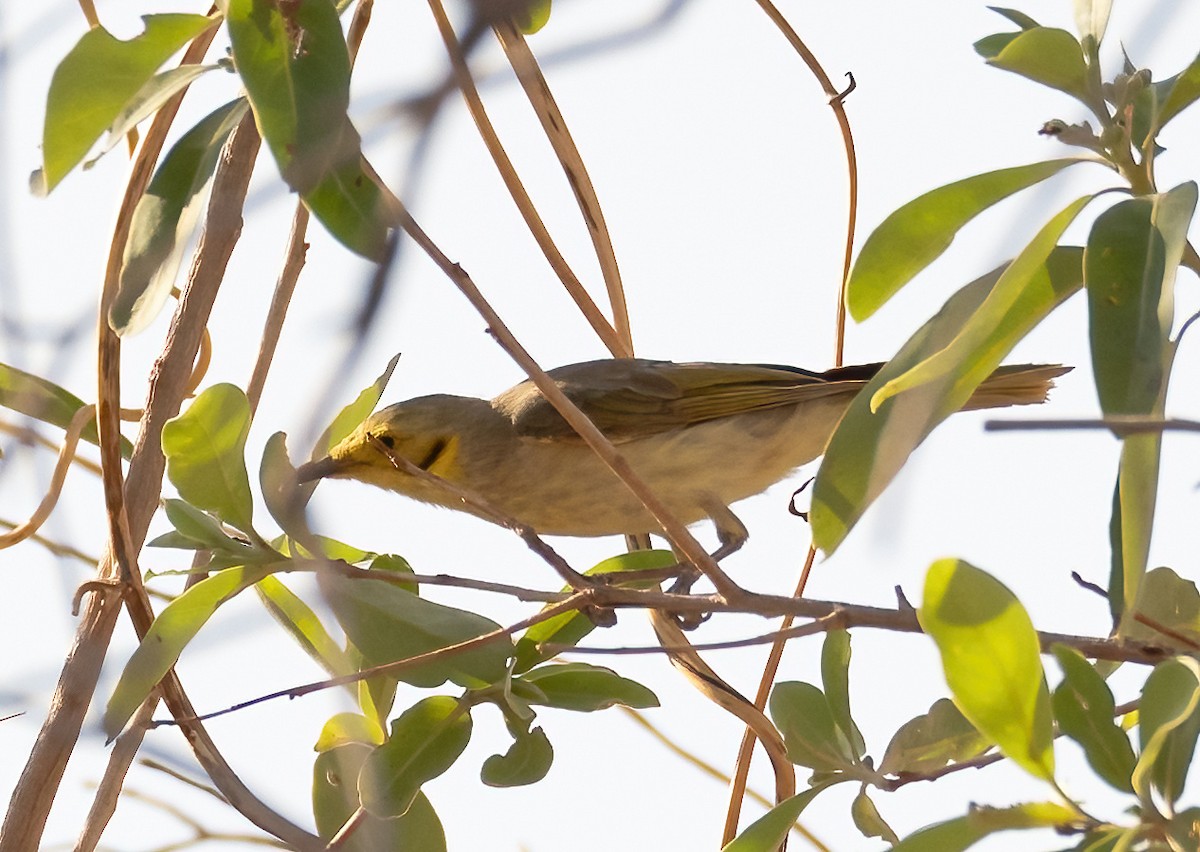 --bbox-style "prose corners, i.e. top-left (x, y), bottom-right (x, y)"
top-left (962, 364), bottom-right (1072, 410)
